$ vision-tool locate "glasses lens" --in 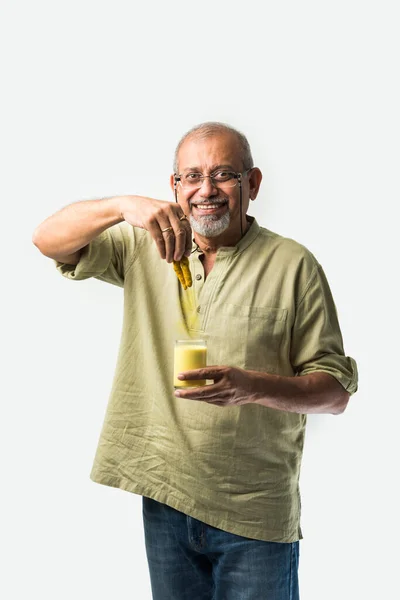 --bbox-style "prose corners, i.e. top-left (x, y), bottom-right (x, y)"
top-left (179, 172), bottom-right (238, 190)
top-left (180, 174), bottom-right (203, 189)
